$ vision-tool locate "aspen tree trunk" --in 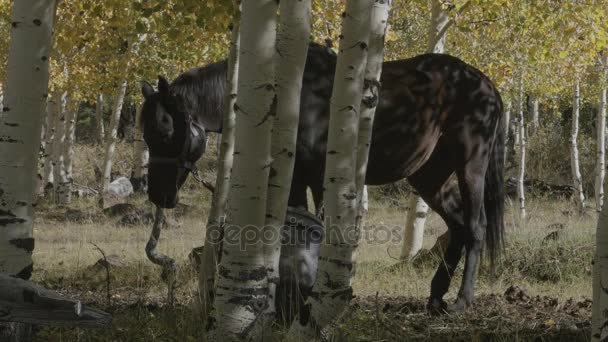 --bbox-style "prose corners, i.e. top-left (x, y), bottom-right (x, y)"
top-left (0, 0), bottom-right (56, 278)
top-left (101, 80), bottom-right (128, 193)
top-left (596, 55), bottom-right (607, 211)
top-left (531, 97), bottom-right (539, 132)
top-left (42, 98), bottom-right (56, 190)
top-left (401, 0), bottom-right (447, 260)
top-left (208, 0), bottom-right (277, 339)
top-left (503, 101), bottom-right (512, 162)
top-left (51, 92), bottom-right (68, 204)
top-left (263, 0), bottom-right (311, 321)
top-left (58, 101), bottom-right (77, 204)
top-left (517, 74), bottom-right (526, 220)
top-left (355, 0), bottom-right (391, 226)
top-left (289, 0), bottom-right (373, 338)
top-left (400, 194), bottom-right (430, 259)
top-left (593, 179), bottom-right (608, 340)
top-left (571, 76), bottom-right (586, 213)
top-left (95, 93), bottom-right (105, 143)
top-left (132, 104), bottom-right (148, 192)
top-left (198, 13), bottom-right (240, 320)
